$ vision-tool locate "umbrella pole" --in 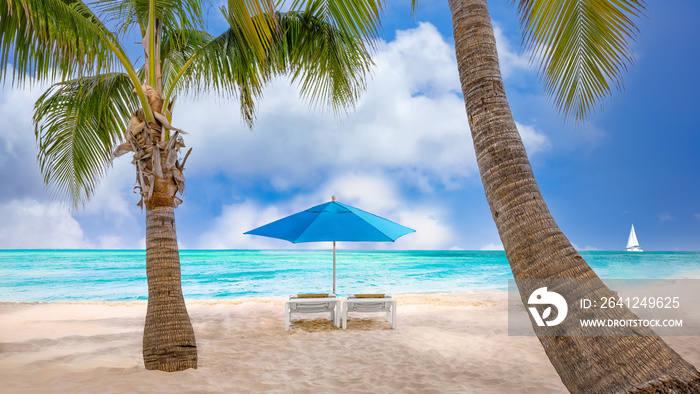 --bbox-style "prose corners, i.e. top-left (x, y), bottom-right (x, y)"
top-left (332, 241), bottom-right (336, 294)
